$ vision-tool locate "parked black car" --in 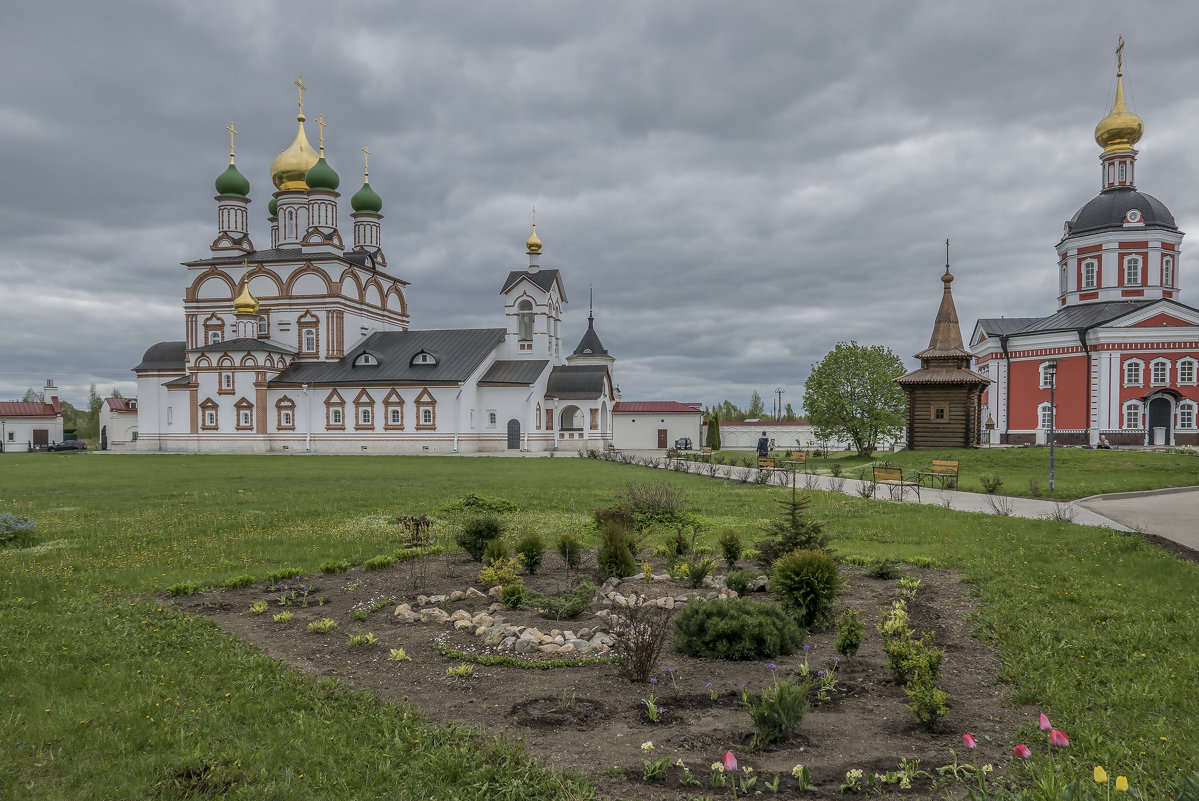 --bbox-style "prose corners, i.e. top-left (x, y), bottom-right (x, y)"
top-left (674, 437), bottom-right (693, 450)
top-left (47, 441), bottom-right (87, 452)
